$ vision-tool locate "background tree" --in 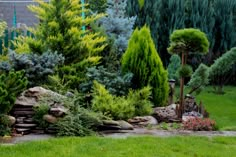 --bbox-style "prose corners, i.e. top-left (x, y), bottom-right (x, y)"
top-left (167, 54), bottom-right (181, 82)
top-left (122, 26), bottom-right (169, 107)
top-left (209, 47), bottom-right (236, 94)
top-left (168, 28), bottom-right (209, 117)
top-left (100, 0), bottom-right (136, 56)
